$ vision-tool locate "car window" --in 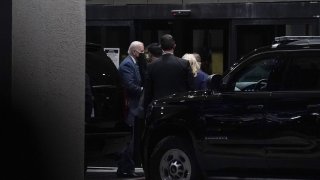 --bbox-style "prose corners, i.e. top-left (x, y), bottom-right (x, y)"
top-left (86, 50), bottom-right (119, 86)
top-left (232, 57), bottom-right (281, 92)
top-left (283, 52), bottom-right (320, 91)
